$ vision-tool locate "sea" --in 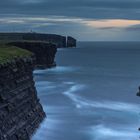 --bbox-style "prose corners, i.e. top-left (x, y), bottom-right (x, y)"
top-left (32, 42), bottom-right (140, 140)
